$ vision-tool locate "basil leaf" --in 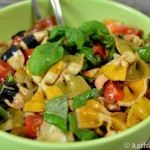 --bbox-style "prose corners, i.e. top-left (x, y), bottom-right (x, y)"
top-left (7, 72), bottom-right (15, 83)
top-left (72, 88), bottom-right (100, 110)
top-left (68, 112), bottom-right (97, 141)
top-left (44, 113), bottom-right (67, 131)
top-left (93, 30), bottom-right (115, 49)
top-left (65, 27), bottom-right (84, 49)
top-left (108, 46), bottom-right (115, 61)
top-left (78, 20), bottom-right (110, 36)
top-left (0, 106), bottom-right (8, 120)
top-left (28, 41), bottom-right (64, 75)
top-left (79, 46), bottom-right (97, 65)
top-left (48, 25), bottom-right (66, 42)
top-left (44, 96), bottom-right (68, 131)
